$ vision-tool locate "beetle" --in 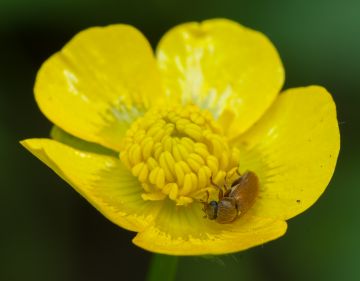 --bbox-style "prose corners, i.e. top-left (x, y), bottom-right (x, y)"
top-left (202, 171), bottom-right (259, 224)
